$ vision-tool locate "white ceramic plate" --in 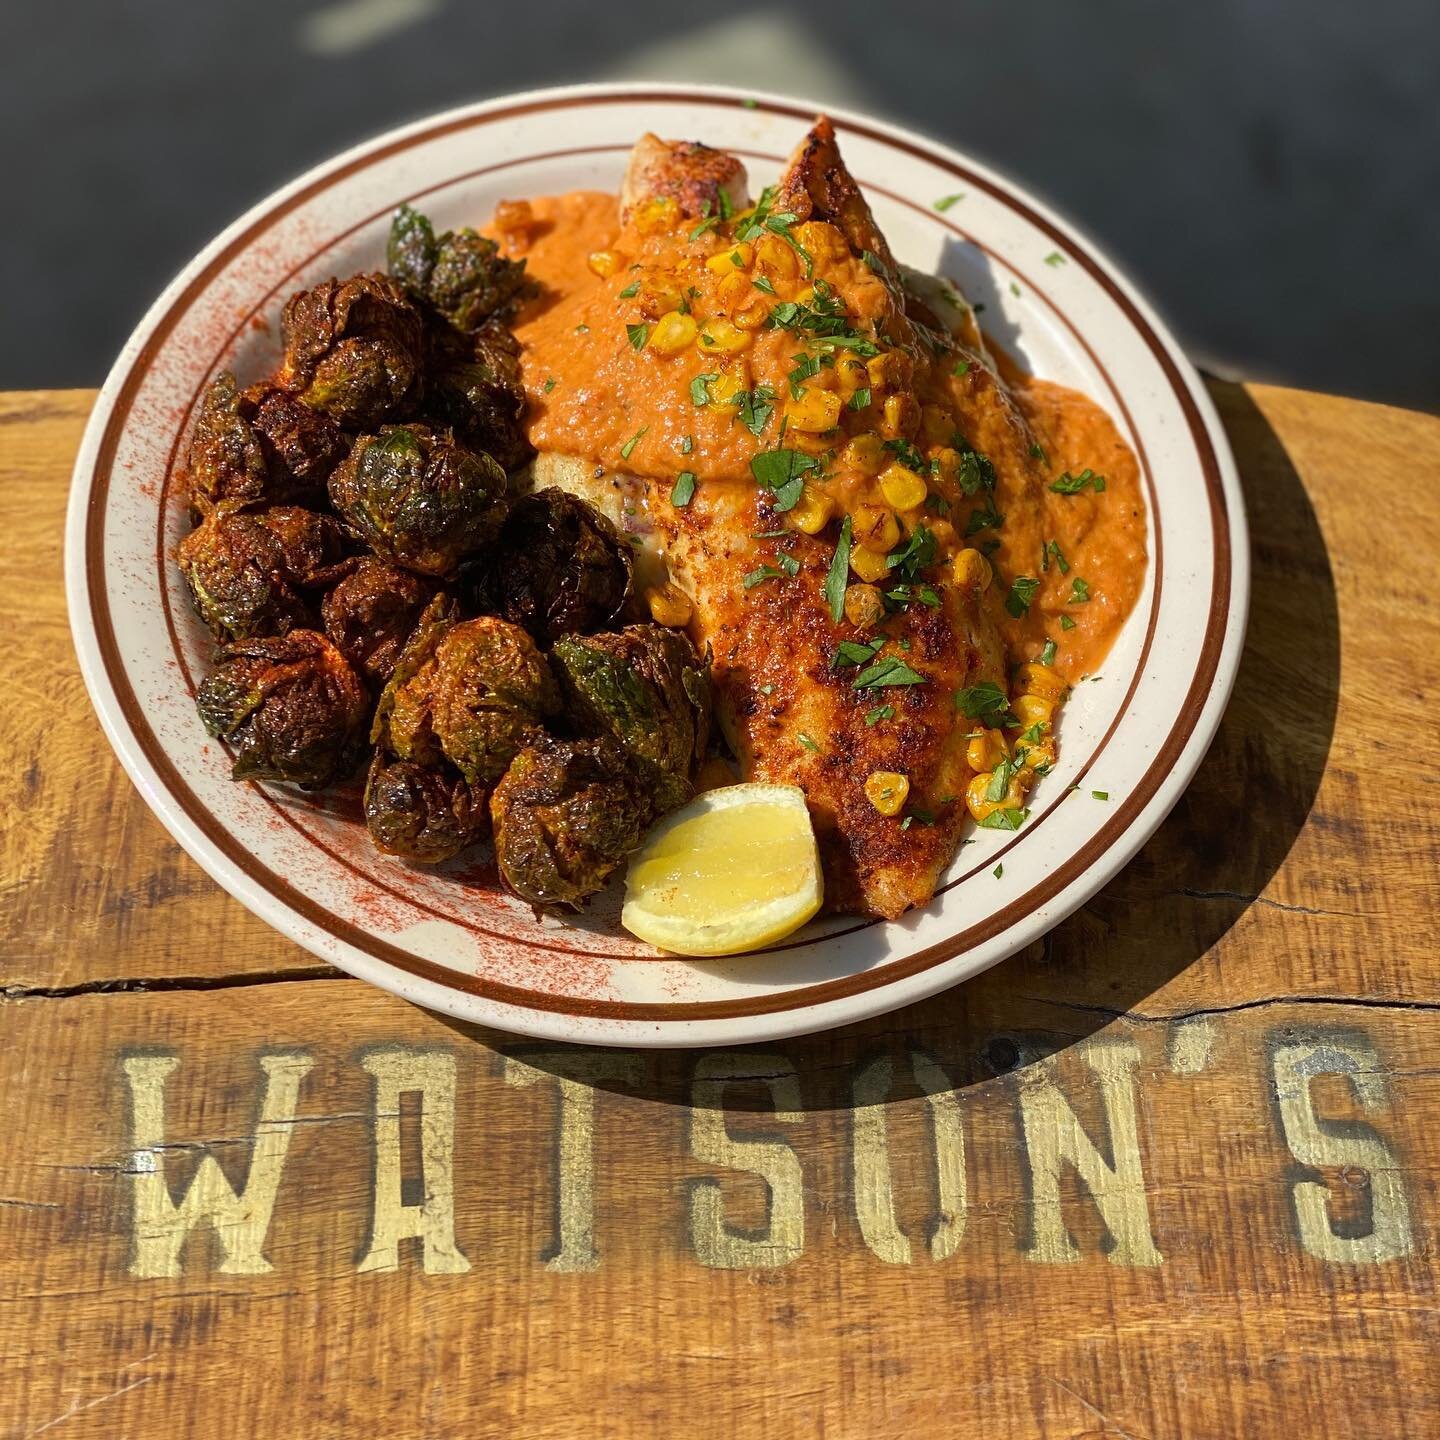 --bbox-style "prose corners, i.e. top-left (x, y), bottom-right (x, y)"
top-left (65, 83), bottom-right (1248, 1047)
